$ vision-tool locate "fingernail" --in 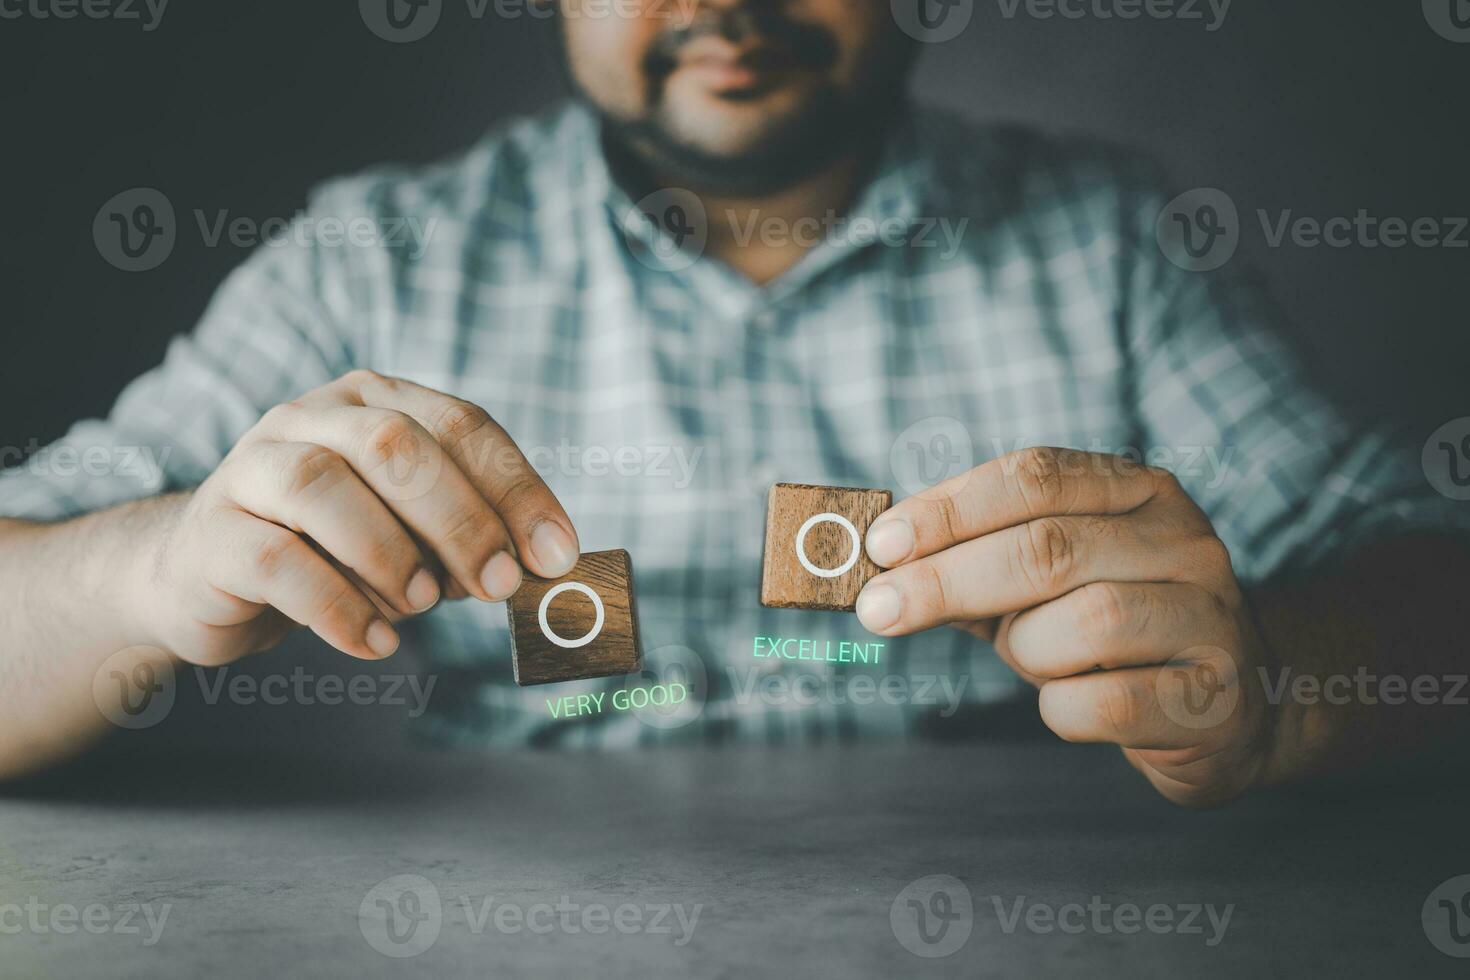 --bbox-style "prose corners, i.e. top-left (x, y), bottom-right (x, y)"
top-left (366, 620), bottom-right (400, 658)
top-left (866, 519), bottom-right (915, 567)
top-left (855, 584), bottom-right (902, 632)
top-left (480, 550), bottom-right (523, 601)
top-left (406, 568), bottom-right (441, 612)
top-left (531, 522), bottom-right (578, 577)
